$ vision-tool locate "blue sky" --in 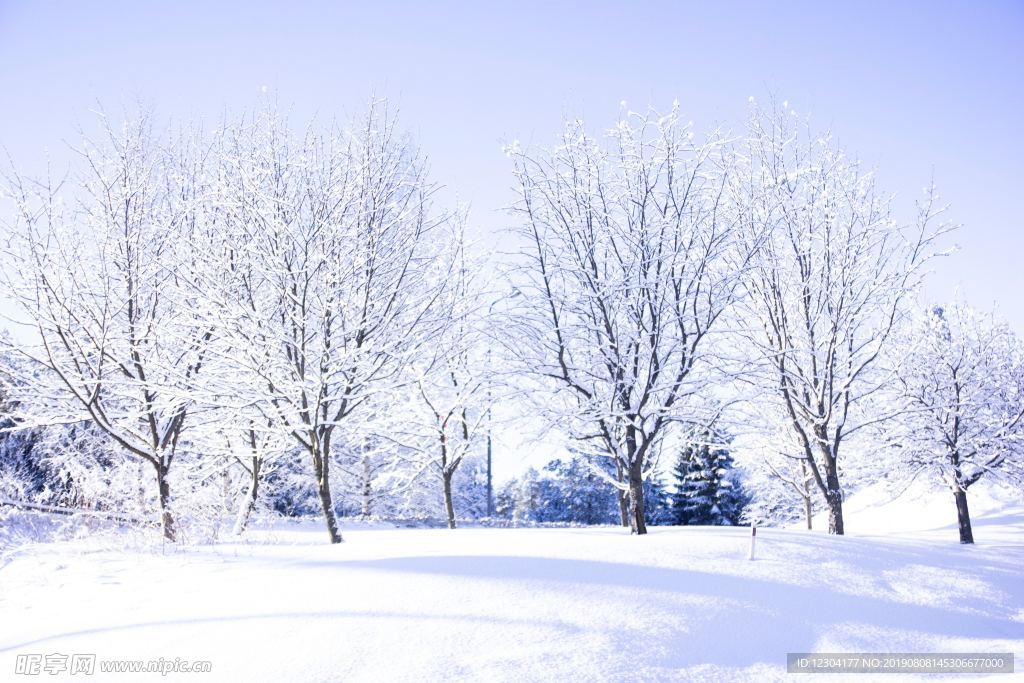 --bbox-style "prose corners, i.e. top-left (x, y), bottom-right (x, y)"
top-left (1, 0), bottom-right (1022, 332)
